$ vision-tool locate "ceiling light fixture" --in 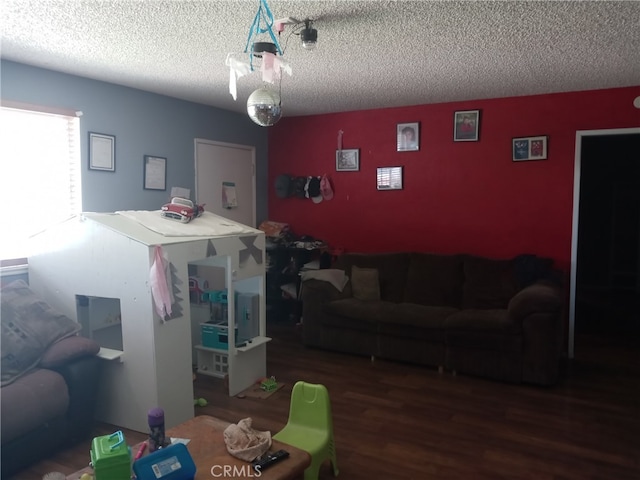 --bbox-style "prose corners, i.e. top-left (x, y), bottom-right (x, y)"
top-left (300, 19), bottom-right (317, 50)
